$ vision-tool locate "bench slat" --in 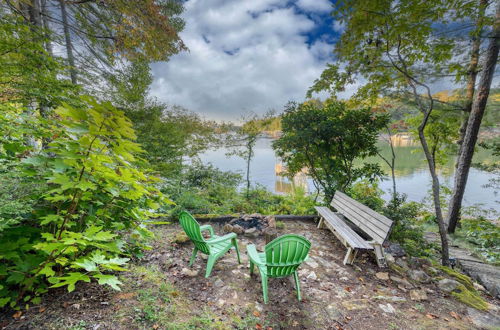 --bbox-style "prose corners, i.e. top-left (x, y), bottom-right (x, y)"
top-left (335, 191), bottom-right (392, 227)
top-left (315, 207), bottom-right (373, 250)
top-left (331, 198), bottom-right (389, 243)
